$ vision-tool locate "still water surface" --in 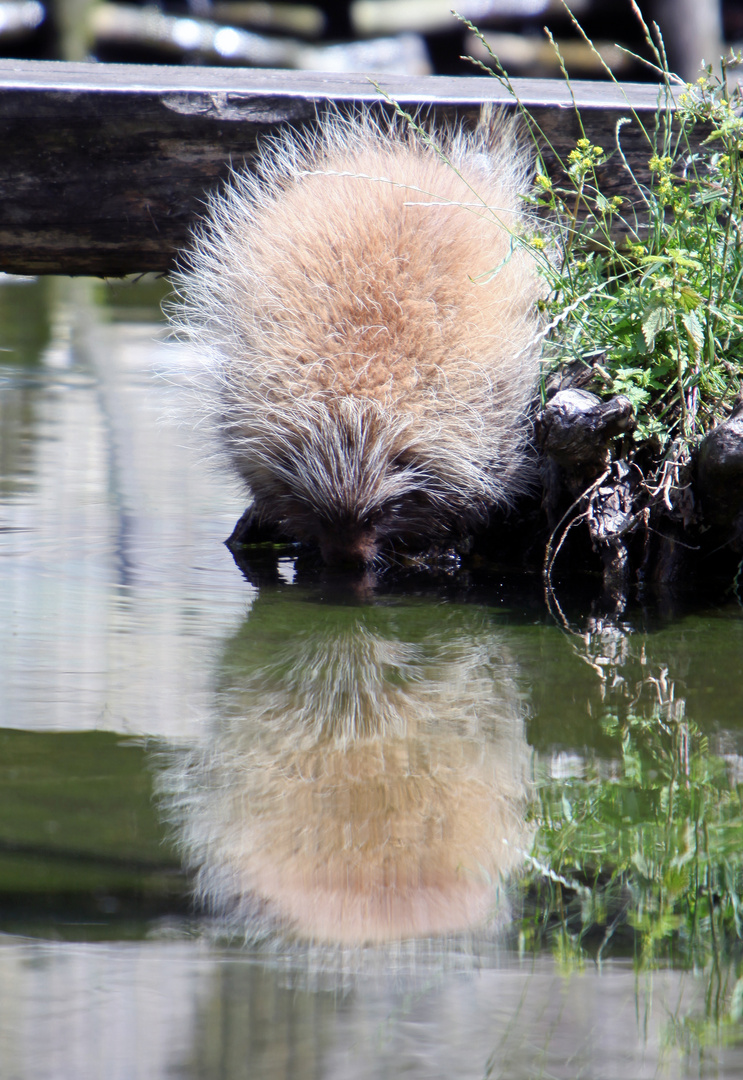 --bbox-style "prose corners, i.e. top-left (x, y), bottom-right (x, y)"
top-left (1, 276), bottom-right (743, 1078)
